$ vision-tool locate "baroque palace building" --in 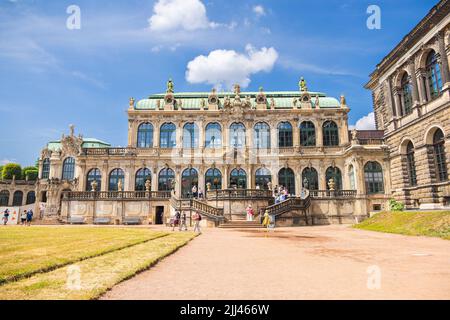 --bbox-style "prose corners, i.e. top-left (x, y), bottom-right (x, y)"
top-left (366, 0), bottom-right (450, 209)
